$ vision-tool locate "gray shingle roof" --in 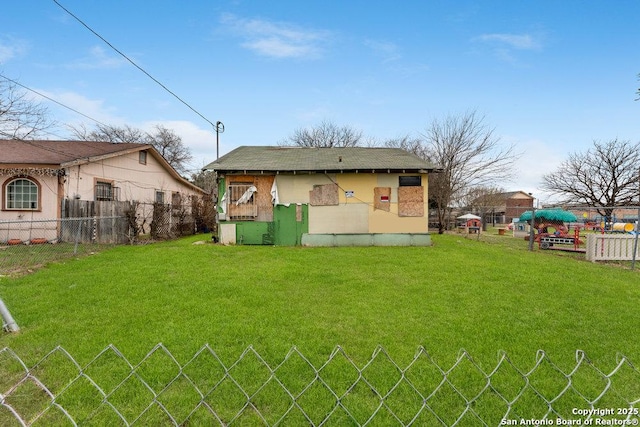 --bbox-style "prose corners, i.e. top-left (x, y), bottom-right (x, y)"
top-left (204, 146), bottom-right (440, 173)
